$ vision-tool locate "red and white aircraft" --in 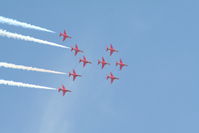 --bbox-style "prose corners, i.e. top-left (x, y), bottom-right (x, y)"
top-left (98, 57), bottom-right (110, 69)
top-left (106, 72), bottom-right (119, 84)
top-left (71, 44), bottom-right (83, 56)
top-left (58, 85), bottom-right (71, 96)
top-left (59, 30), bottom-right (71, 41)
top-left (106, 44), bottom-right (118, 56)
top-left (116, 59), bottom-right (128, 70)
top-left (69, 69), bottom-right (81, 81)
top-left (79, 56), bottom-right (92, 67)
